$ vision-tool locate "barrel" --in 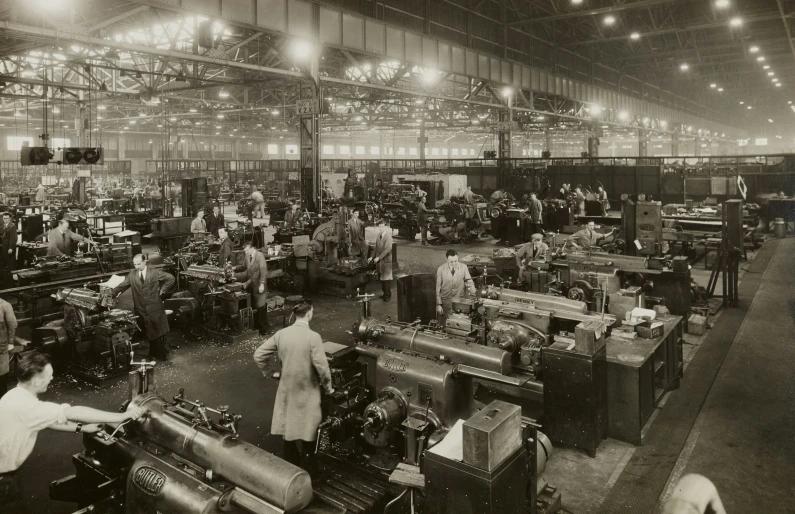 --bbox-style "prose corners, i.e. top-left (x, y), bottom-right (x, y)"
top-left (773, 218), bottom-right (786, 239)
